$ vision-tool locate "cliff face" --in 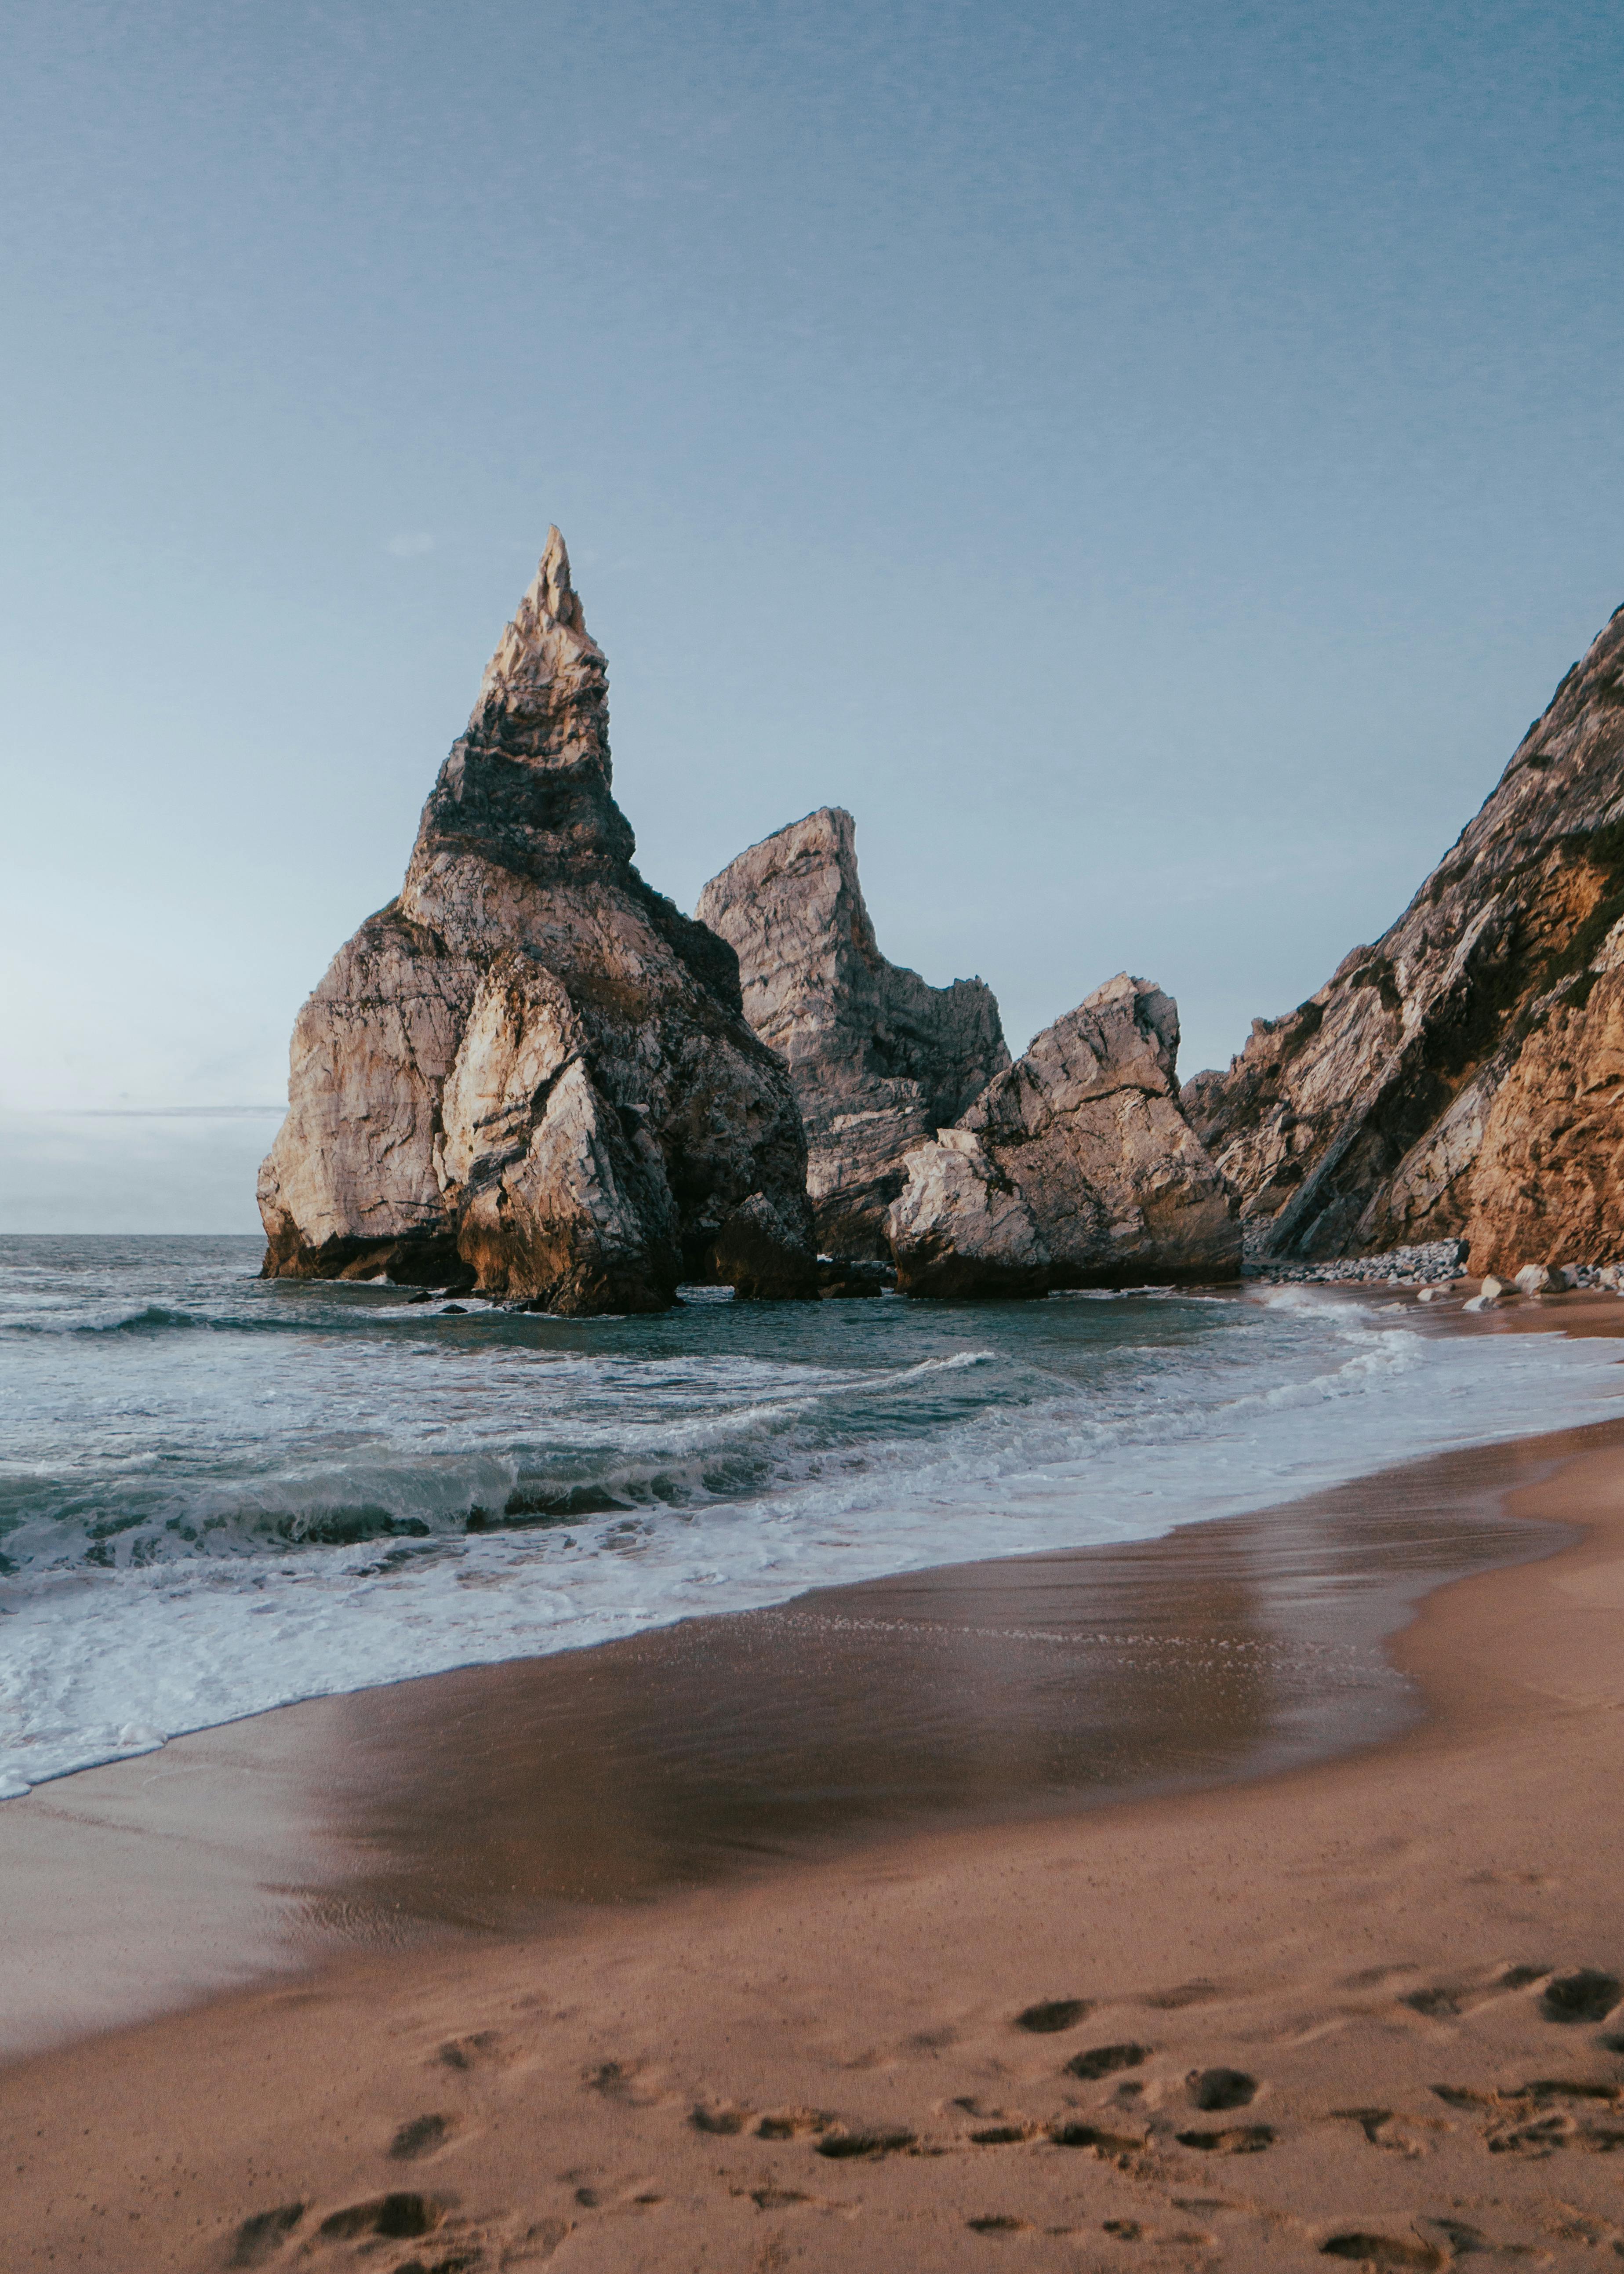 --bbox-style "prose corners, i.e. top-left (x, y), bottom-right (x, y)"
top-left (697, 808), bottom-right (1009, 1256)
top-left (258, 531), bottom-right (816, 1312)
top-left (1184, 604), bottom-right (1624, 1275)
top-left (888, 973), bottom-right (1239, 1296)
